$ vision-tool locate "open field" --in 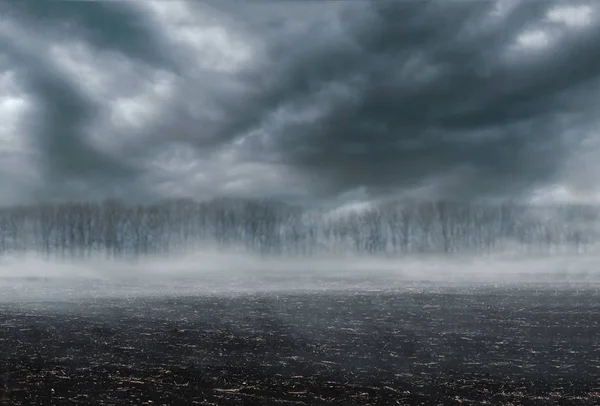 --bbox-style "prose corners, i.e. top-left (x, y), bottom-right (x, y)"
top-left (1, 281), bottom-right (599, 405)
